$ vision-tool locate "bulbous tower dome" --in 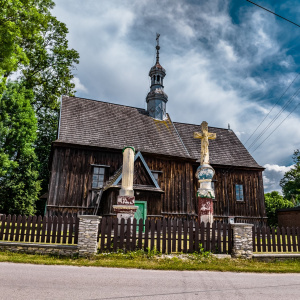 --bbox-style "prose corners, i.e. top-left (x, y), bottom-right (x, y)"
top-left (146, 34), bottom-right (168, 120)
